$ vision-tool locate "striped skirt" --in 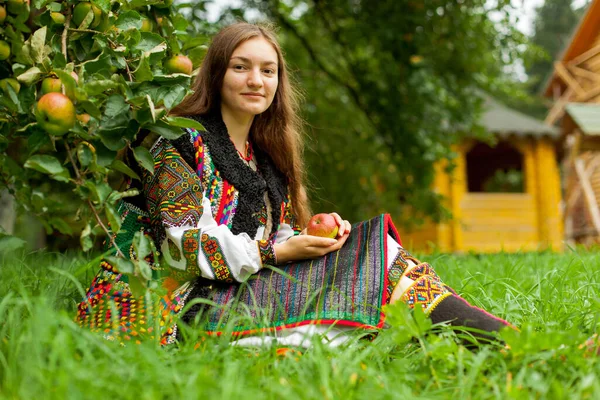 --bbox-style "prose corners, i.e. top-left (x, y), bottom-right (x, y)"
top-left (174, 214), bottom-right (401, 338)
